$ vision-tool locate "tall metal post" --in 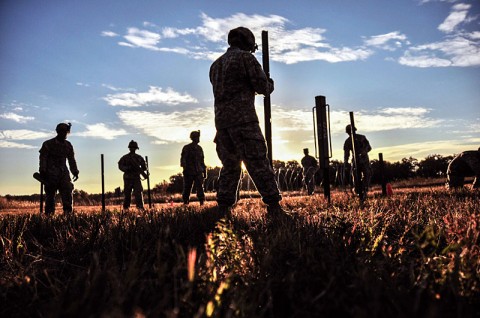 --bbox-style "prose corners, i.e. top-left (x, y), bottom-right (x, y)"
top-left (313, 96), bottom-right (332, 203)
top-left (146, 156), bottom-right (152, 208)
top-left (379, 153), bottom-right (387, 196)
top-left (101, 154), bottom-right (105, 212)
top-left (39, 182), bottom-right (44, 214)
top-left (349, 112), bottom-right (364, 201)
top-left (262, 30), bottom-right (273, 167)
